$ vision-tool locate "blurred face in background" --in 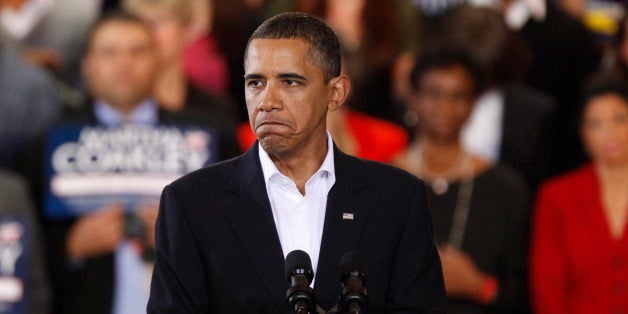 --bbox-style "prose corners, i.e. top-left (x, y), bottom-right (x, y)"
top-left (581, 93), bottom-right (628, 167)
top-left (410, 65), bottom-right (476, 143)
top-left (130, 5), bottom-right (190, 65)
top-left (124, 1), bottom-right (191, 64)
top-left (82, 20), bottom-right (157, 113)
